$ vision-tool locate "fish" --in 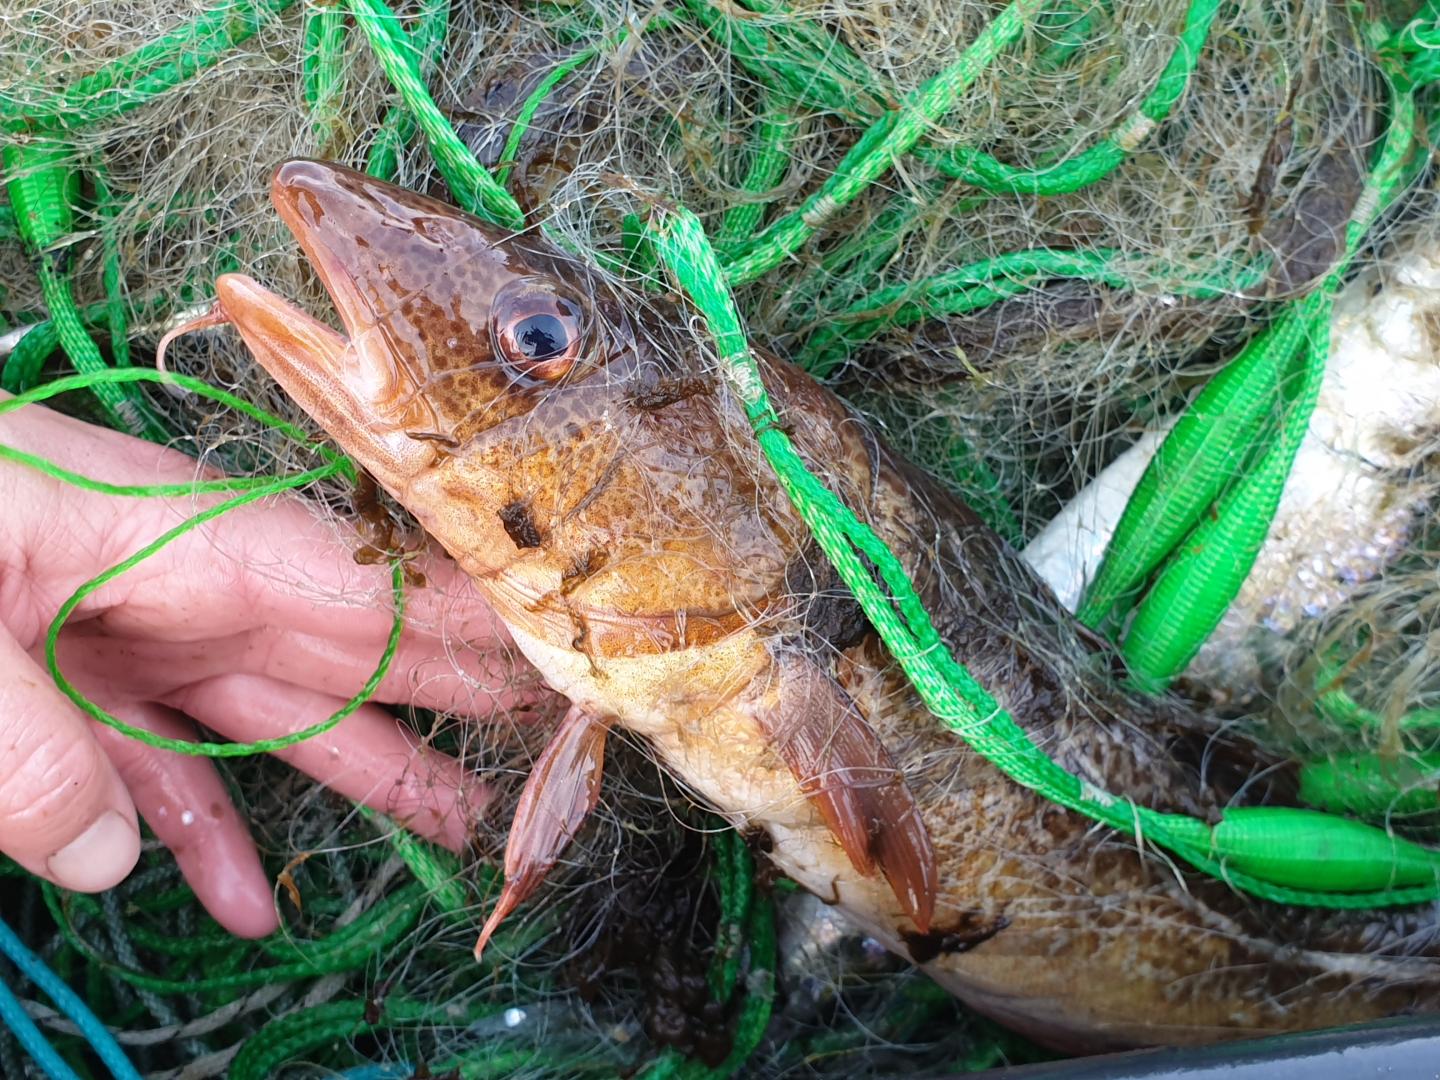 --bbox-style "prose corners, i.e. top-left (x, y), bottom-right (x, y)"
top-left (193, 160), bottom-right (1440, 1052)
